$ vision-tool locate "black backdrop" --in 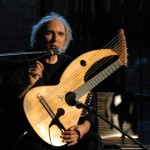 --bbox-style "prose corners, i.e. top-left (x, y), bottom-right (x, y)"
top-left (1, 0), bottom-right (150, 94)
top-left (0, 0), bottom-right (150, 145)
